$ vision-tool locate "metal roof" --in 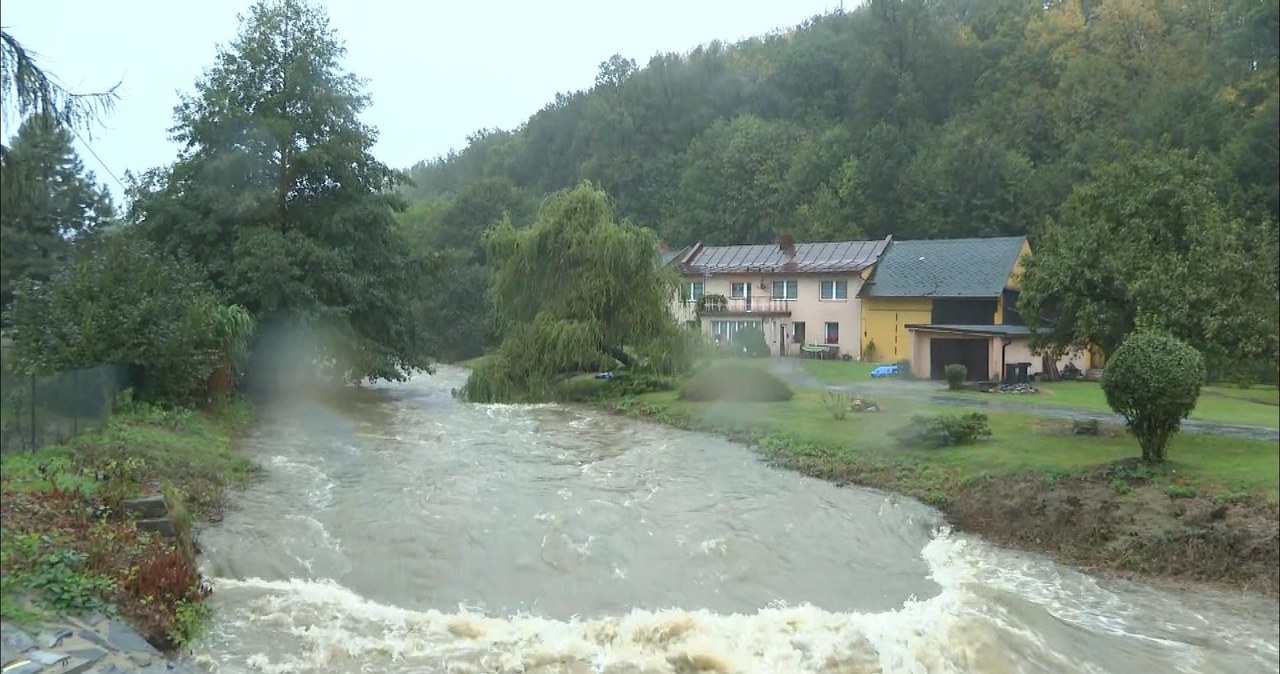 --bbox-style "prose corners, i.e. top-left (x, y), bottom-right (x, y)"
top-left (904, 324), bottom-right (1032, 337)
top-left (680, 237), bottom-right (891, 275)
top-left (859, 236), bottom-right (1027, 298)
